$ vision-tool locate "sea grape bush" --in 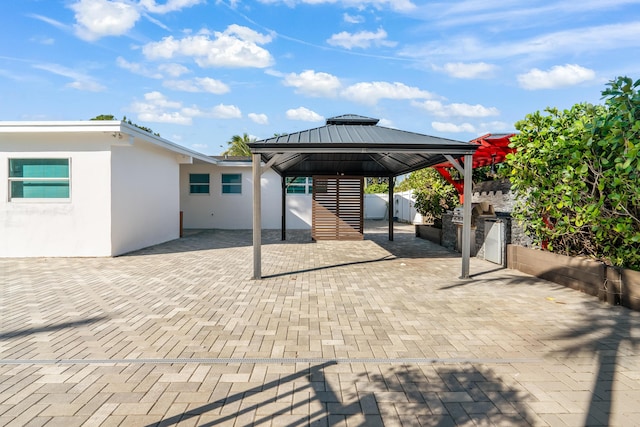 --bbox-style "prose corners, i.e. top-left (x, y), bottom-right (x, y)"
top-left (506, 77), bottom-right (640, 270)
